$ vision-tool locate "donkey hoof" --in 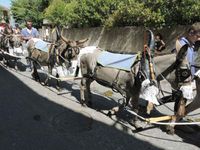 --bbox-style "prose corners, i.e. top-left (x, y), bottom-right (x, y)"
top-left (14, 65), bottom-right (18, 70)
top-left (107, 110), bottom-right (117, 116)
top-left (167, 129), bottom-right (175, 135)
top-left (31, 73), bottom-right (37, 81)
top-left (40, 82), bottom-right (46, 86)
top-left (81, 103), bottom-right (87, 107)
top-left (166, 126), bottom-right (175, 135)
top-left (129, 120), bottom-right (143, 131)
top-left (56, 87), bottom-right (61, 91)
top-left (45, 82), bottom-right (49, 86)
top-left (107, 111), bottom-right (113, 117)
top-left (134, 123), bottom-right (143, 131)
top-left (87, 101), bottom-right (93, 107)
